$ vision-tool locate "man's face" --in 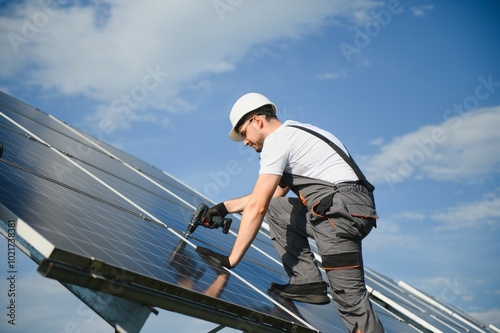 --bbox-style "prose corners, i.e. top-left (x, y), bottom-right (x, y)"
top-left (238, 115), bottom-right (265, 153)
